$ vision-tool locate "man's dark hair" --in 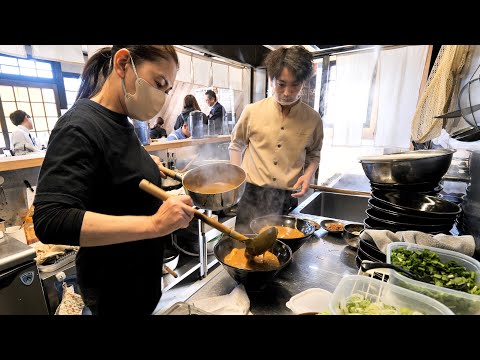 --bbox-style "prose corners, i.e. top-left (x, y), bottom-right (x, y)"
top-left (263, 45), bottom-right (313, 82)
top-left (10, 110), bottom-right (28, 126)
top-left (205, 89), bottom-right (217, 101)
